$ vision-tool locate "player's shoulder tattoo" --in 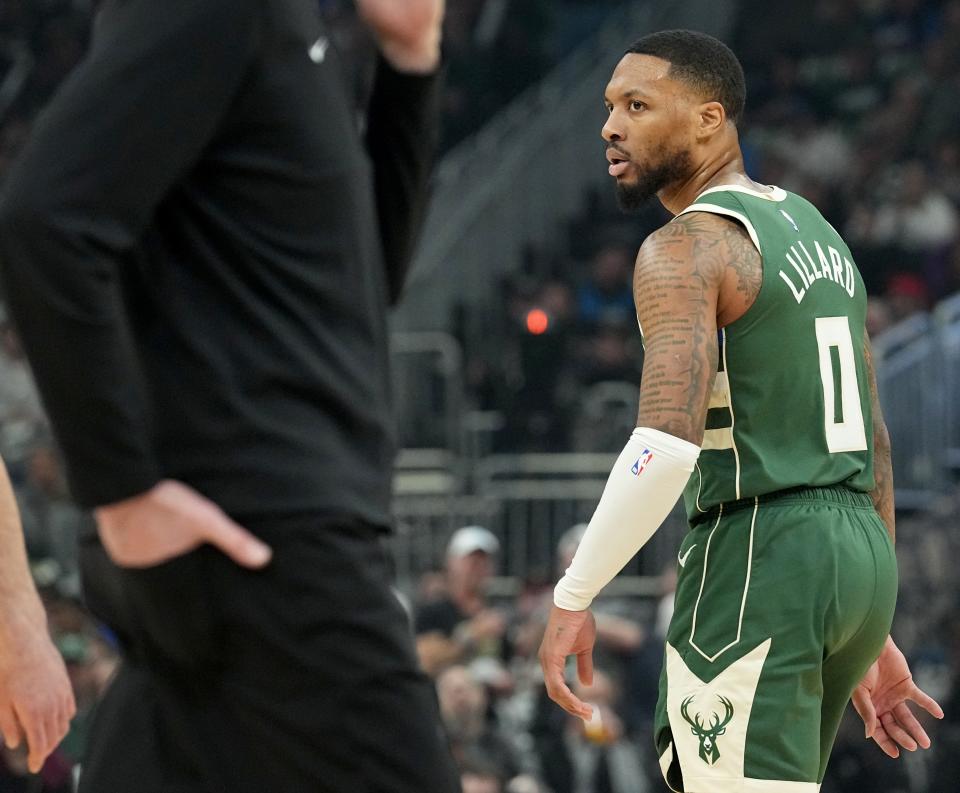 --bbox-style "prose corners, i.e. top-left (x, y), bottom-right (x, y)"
top-left (632, 212), bottom-right (725, 442)
top-left (634, 212), bottom-right (726, 289)
top-left (718, 218), bottom-right (762, 300)
top-left (639, 211), bottom-right (760, 298)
